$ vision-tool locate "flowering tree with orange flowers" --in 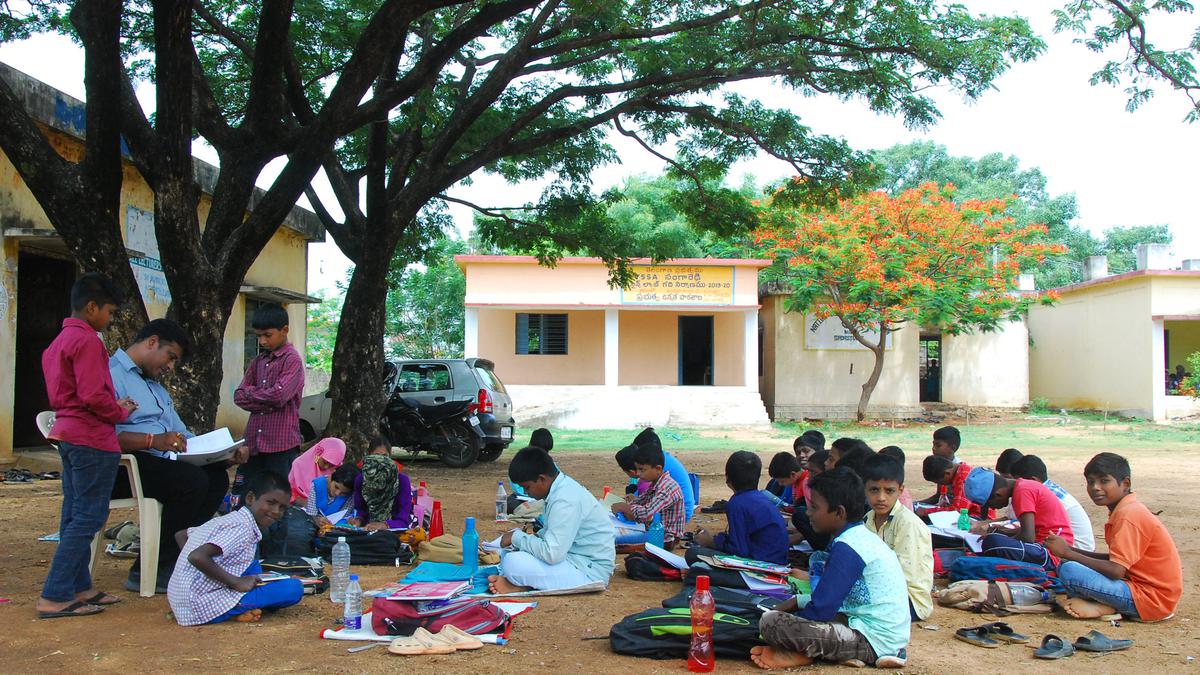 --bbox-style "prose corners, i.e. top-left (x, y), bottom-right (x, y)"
top-left (754, 182), bottom-right (1065, 420)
